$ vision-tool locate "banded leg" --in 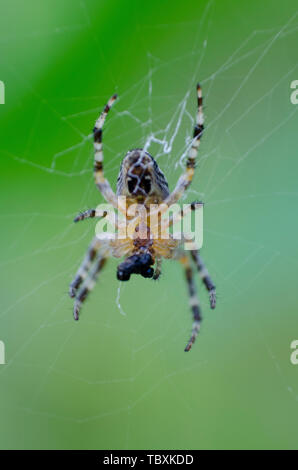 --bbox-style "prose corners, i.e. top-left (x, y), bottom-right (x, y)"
top-left (73, 208), bottom-right (120, 228)
top-left (165, 84), bottom-right (204, 206)
top-left (73, 255), bottom-right (107, 320)
top-left (93, 94), bottom-right (119, 209)
top-left (167, 201), bottom-right (203, 228)
top-left (180, 254), bottom-right (202, 352)
top-left (74, 209), bottom-right (107, 223)
top-left (153, 257), bottom-right (162, 280)
top-left (69, 237), bottom-right (101, 298)
top-left (191, 250), bottom-right (216, 309)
